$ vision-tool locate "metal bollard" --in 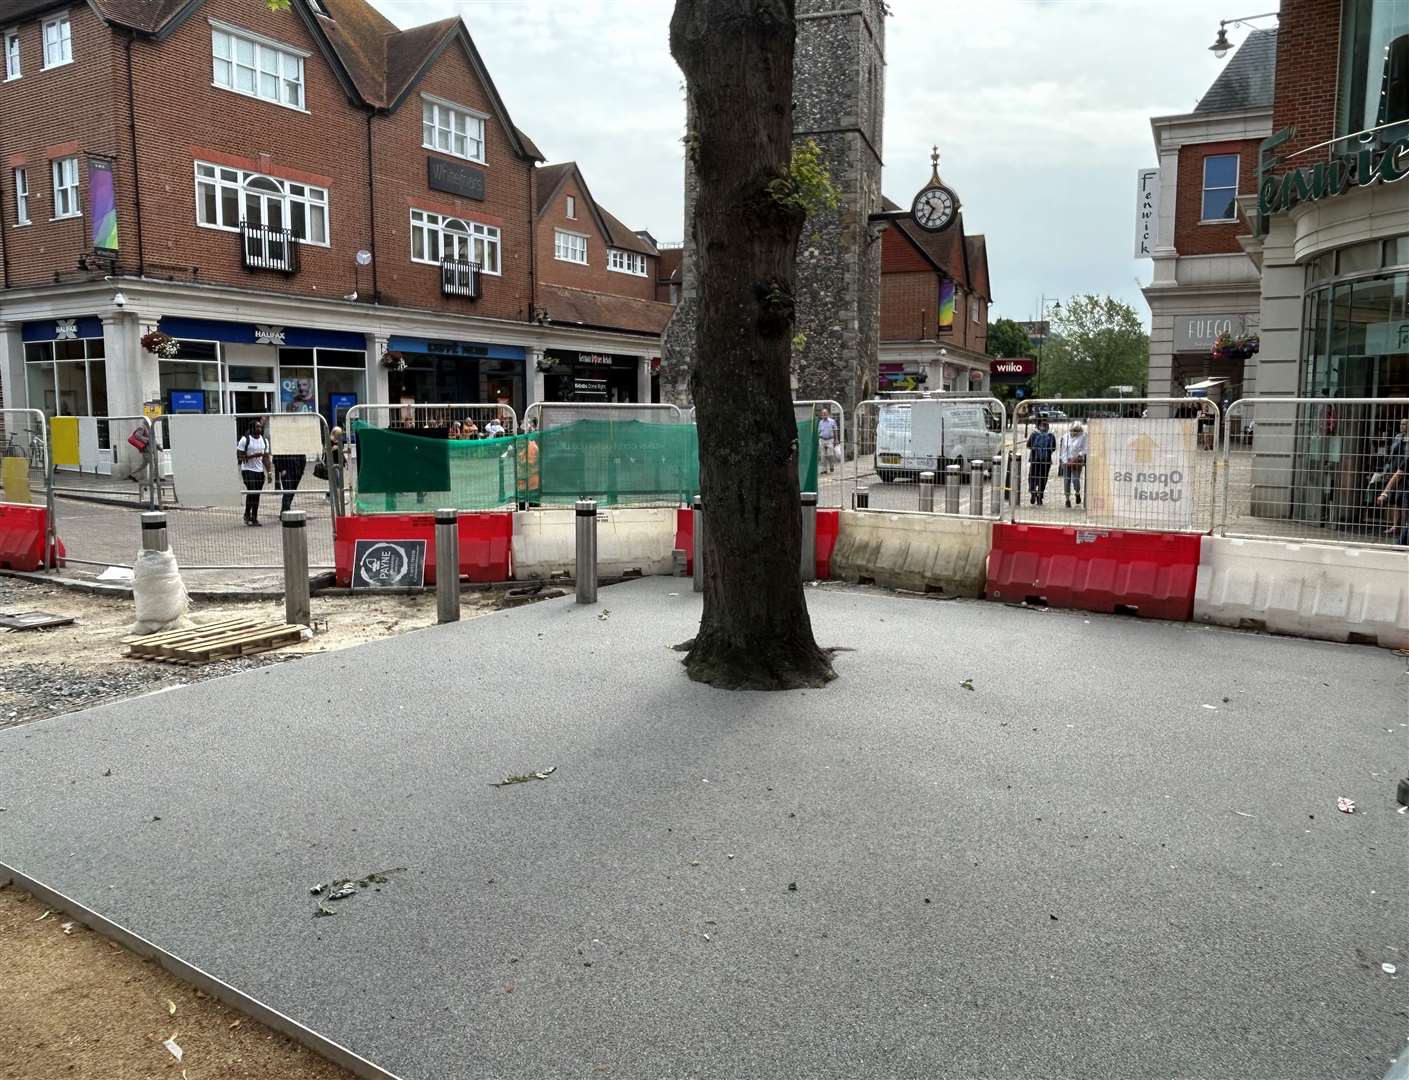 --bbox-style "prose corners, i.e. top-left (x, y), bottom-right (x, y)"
top-left (853, 487), bottom-right (870, 510)
top-left (692, 496), bottom-right (705, 593)
top-left (991, 455), bottom-right (1002, 511)
top-left (944, 465), bottom-right (961, 514)
top-left (140, 511), bottom-right (168, 552)
top-left (575, 499), bottom-right (598, 605)
top-left (435, 508), bottom-right (460, 624)
top-left (280, 510), bottom-right (311, 627)
top-left (1011, 453), bottom-right (1022, 505)
top-left (969, 460), bottom-right (985, 517)
top-left (800, 491), bottom-right (817, 580)
top-left (918, 470), bottom-right (935, 512)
